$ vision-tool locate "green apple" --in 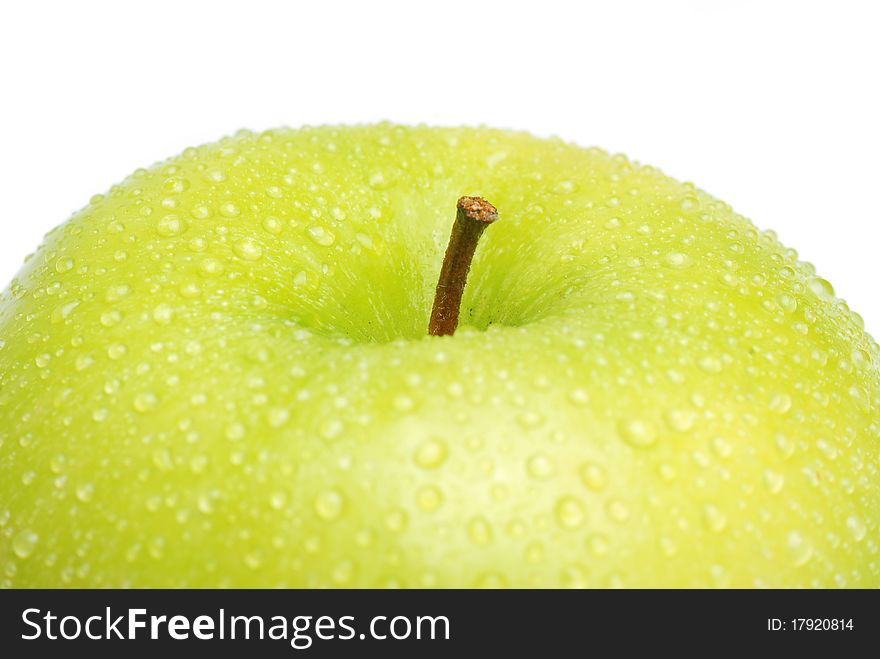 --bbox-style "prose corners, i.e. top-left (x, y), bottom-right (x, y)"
top-left (1, 124), bottom-right (877, 588)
